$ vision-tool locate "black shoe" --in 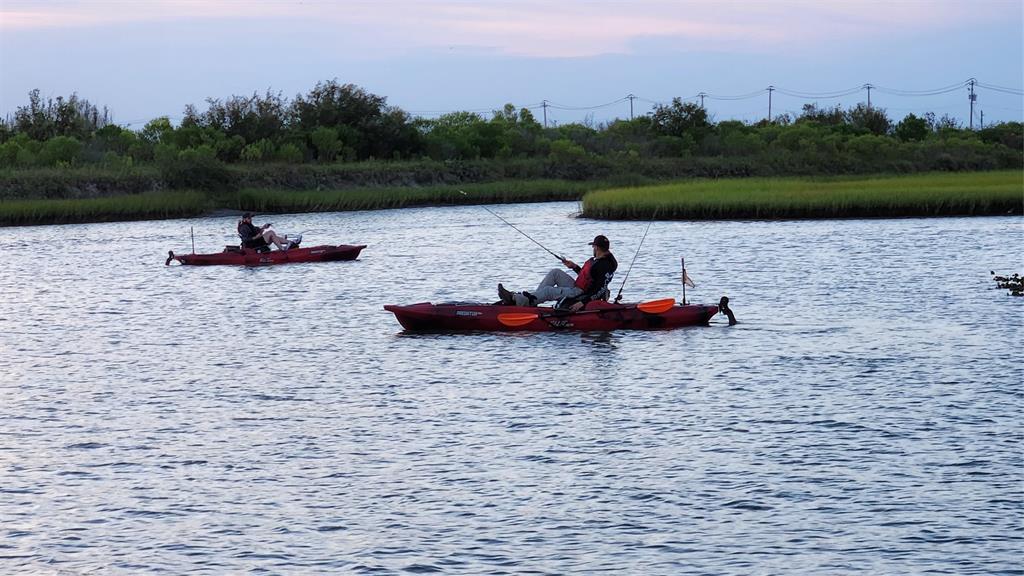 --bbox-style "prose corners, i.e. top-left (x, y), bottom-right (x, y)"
top-left (497, 283), bottom-right (514, 305)
top-left (522, 291), bottom-right (538, 306)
